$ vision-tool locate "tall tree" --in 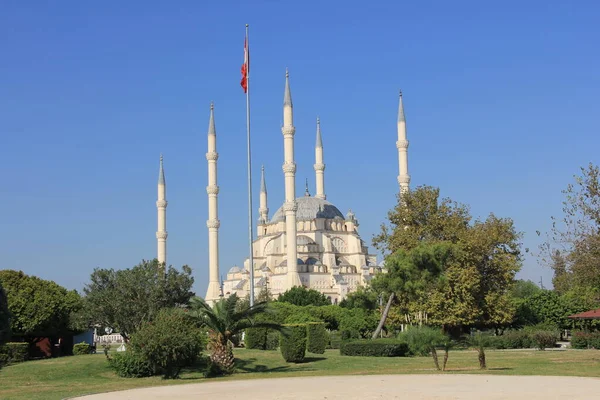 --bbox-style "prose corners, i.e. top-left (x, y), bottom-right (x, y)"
top-left (0, 270), bottom-right (82, 342)
top-left (83, 259), bottom-right (194, 341)
top-left (373, 186), bottom-right (522, 332)
top-left (541, 163), bottom-right (600, 299)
